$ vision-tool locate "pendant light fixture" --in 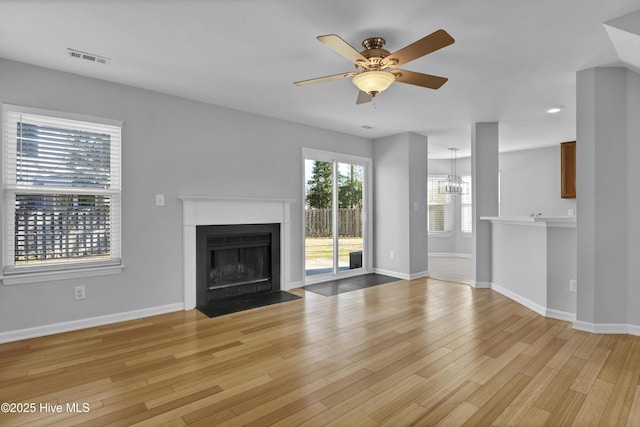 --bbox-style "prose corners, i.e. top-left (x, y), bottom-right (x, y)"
top-left (438, 147), bottom-right (469, 195)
